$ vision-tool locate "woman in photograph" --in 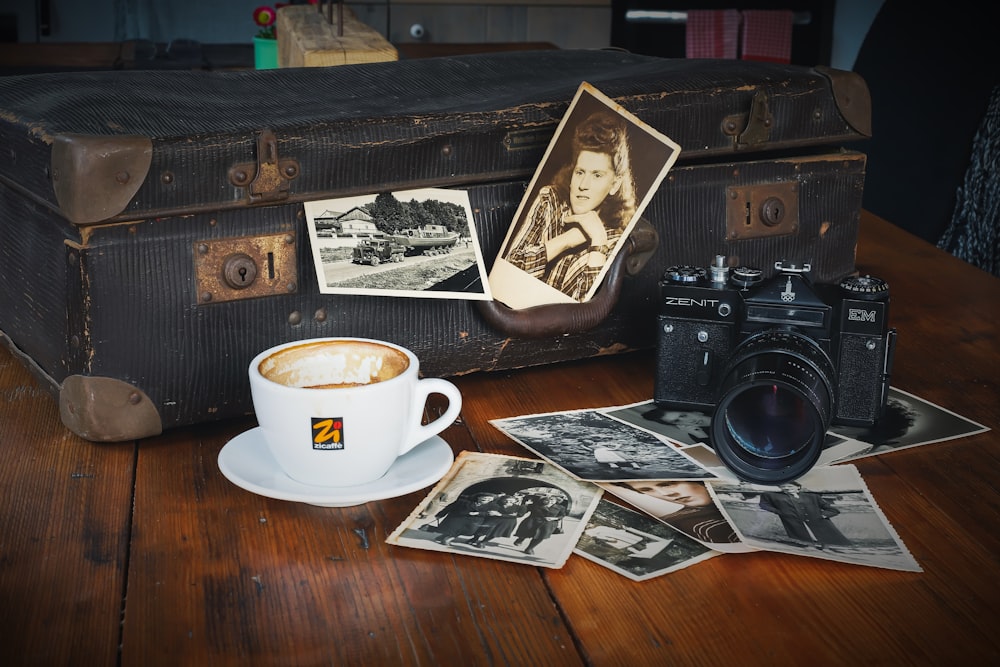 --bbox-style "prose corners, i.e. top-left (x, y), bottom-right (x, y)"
top-left (505, 110), bottom-right (638, 301)
top-left (619, 480), bottom-right (740, 544)
top-left (430, 492), bottom-right (500, 546)
top-left (513, 494), bottom-right (569, 555)
top-left (466, 494), bottom-right (524, 548)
